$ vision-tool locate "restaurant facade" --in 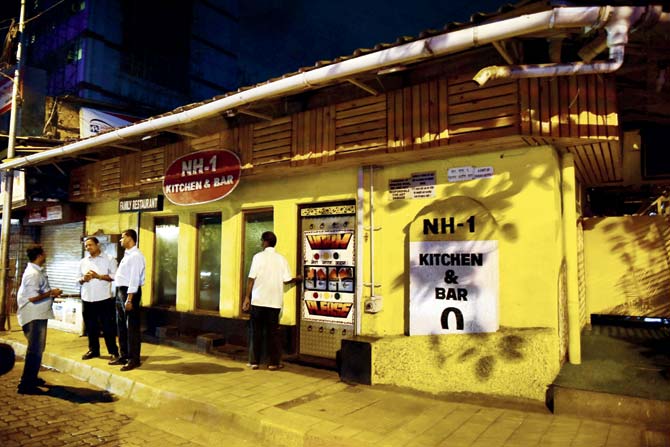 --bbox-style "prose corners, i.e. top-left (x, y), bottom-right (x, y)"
top-left (4, 3), bottom-right (668, 402)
